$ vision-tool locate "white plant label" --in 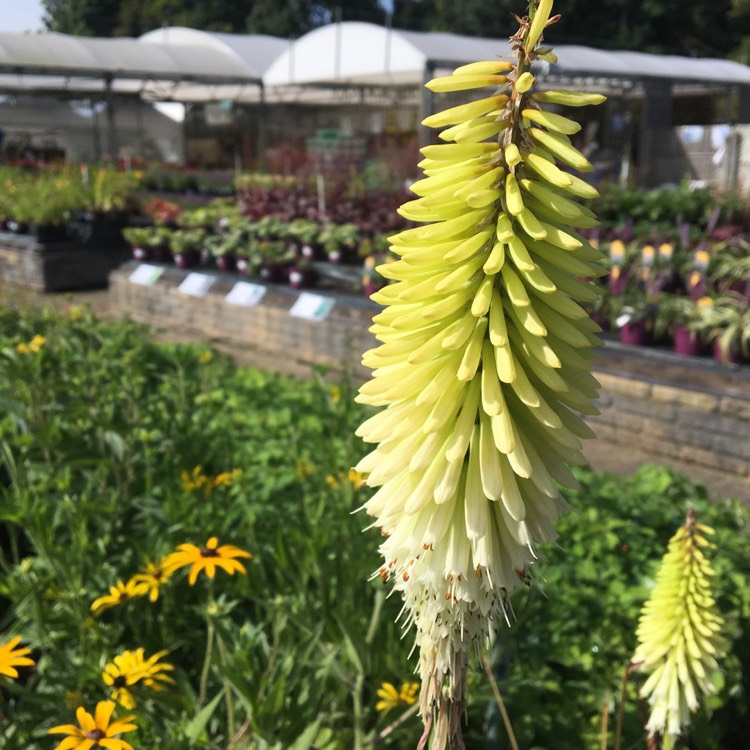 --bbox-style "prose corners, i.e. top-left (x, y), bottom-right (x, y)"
top-left (129, 264), bottom-right (164, 286)
top-left (290, 292), bottom-right (335, 321)
top-left (178, 273), bottom-right (215, 297)
top-left (225, 281), bottom-right (266, 307)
